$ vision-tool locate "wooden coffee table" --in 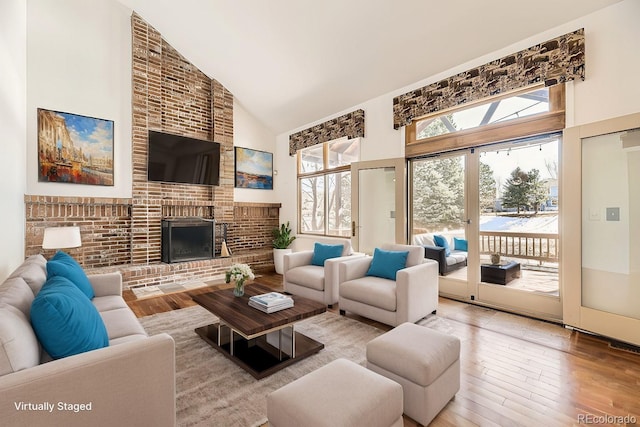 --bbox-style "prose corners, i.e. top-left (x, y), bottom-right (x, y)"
top-left (192, 283), bottom-right (326, 379)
